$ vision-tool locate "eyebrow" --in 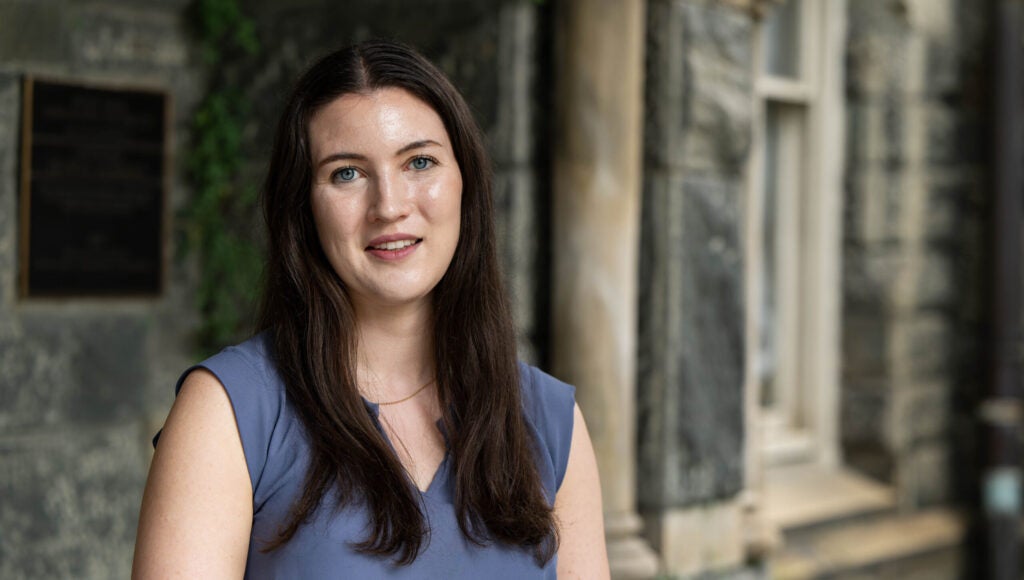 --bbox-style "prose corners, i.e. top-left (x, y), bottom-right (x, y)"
top-left (316, 139), bottom-right (443, 168)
